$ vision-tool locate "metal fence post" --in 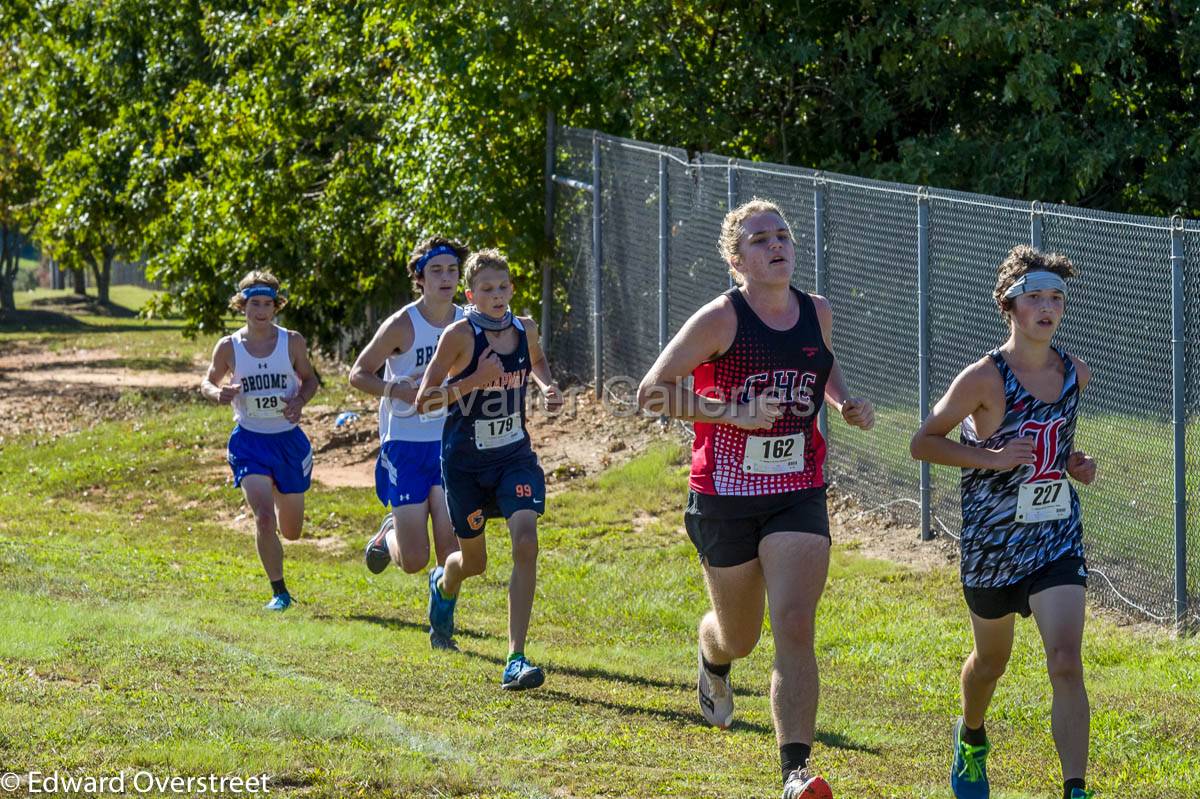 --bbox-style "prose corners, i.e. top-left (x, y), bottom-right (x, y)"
top-left (1031, 201), bottom-right (1044, 250)
top-left (727, 160), bottom-right (738, 288)
top-left (592, 134), bottom-right (603, 399)
top-left (1171, 216), bottom-right (1188, 631)
top-left (814, 175), bottom-right (828, 443)
top-left (542, 110), bottom-right (556, 354)
top-left (658, 150), bottom-right (669, 351)
top-left (918, 187), bottom-right (933, 541)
